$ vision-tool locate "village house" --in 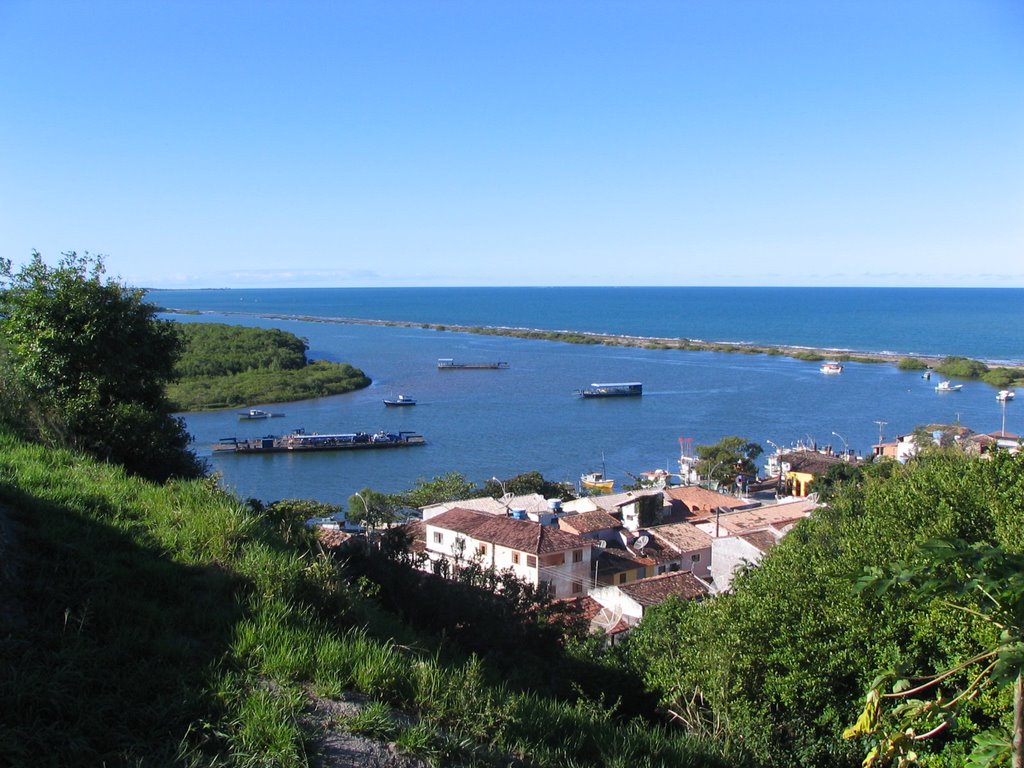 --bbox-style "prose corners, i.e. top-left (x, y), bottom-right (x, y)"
top-left (560, 489), bottom-right (664, 531)
top-left (710, 528), bottom-right (784, 592)
top-left (587, 570), bottom-right (710, 640)
top-left (662, 485), bottom-right (760, 520)
top-left (771, 448), bottom-right (858, 497)
top-left (423, 507), bottom-right (594, 599)
top-left (693, 497), bottom-right (817, 538)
